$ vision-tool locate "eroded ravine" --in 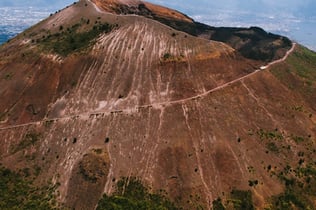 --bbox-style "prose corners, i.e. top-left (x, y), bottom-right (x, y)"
top-left (0, 43), bottom-right (295, 131)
